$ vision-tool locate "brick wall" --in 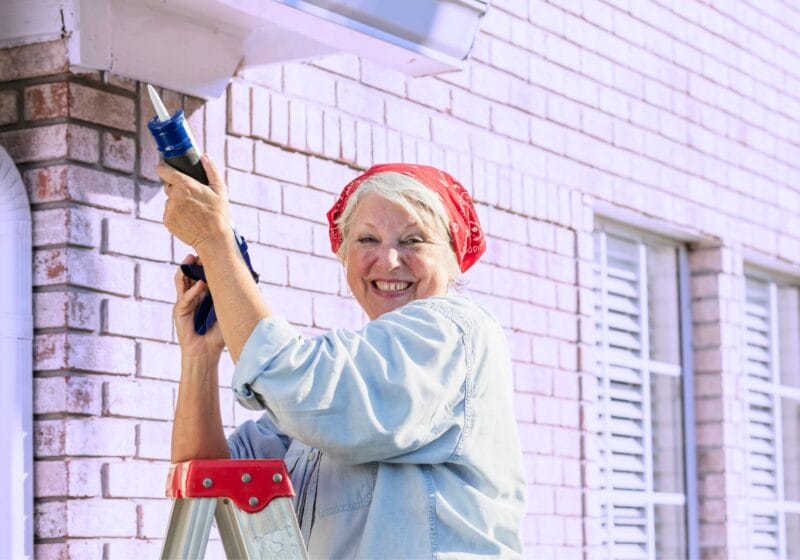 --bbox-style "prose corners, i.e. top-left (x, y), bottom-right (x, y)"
top-left (1, 0), bottom-right (799, 558)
